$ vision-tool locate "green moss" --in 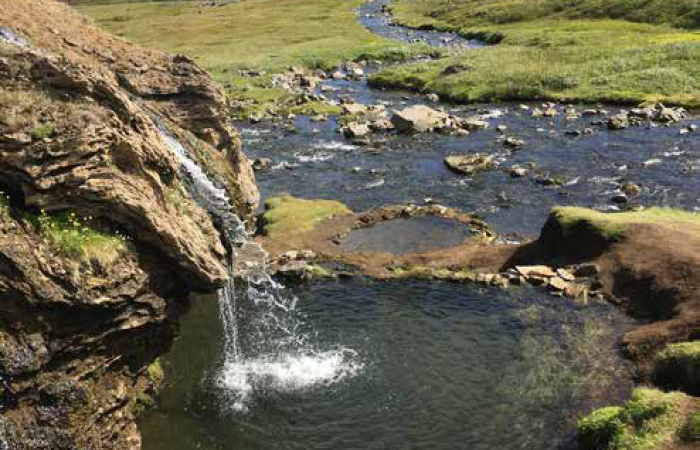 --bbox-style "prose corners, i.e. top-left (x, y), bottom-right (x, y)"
top-left (147, 358), bottom-right (164, 383)
top-left (262, 195), bottom-right (352, 238)
top-left (29, 123), bottom-right (54, 140)
top-left (579, 406), bottom-right (625, 449)
top-left (578, 388), bottom-right (693, 450)
top-left (366, 0), bottom-right (700, 106)
top-left (305, 264), bottom-right (334, 279)
top-left (38, 210), bottom-right (128, 267)
top-left (551, 206), bottom-right (700, 241)
top-left (682, 411), bottom-right (700, 441)
top-left (653, 341), bottom-right (700, 395)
